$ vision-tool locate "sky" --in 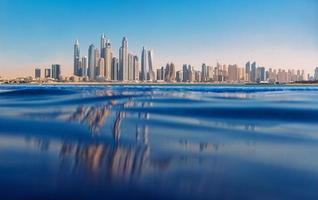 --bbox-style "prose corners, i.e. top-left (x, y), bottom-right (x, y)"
top-left (0, 0), bottom-right (317, 78)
